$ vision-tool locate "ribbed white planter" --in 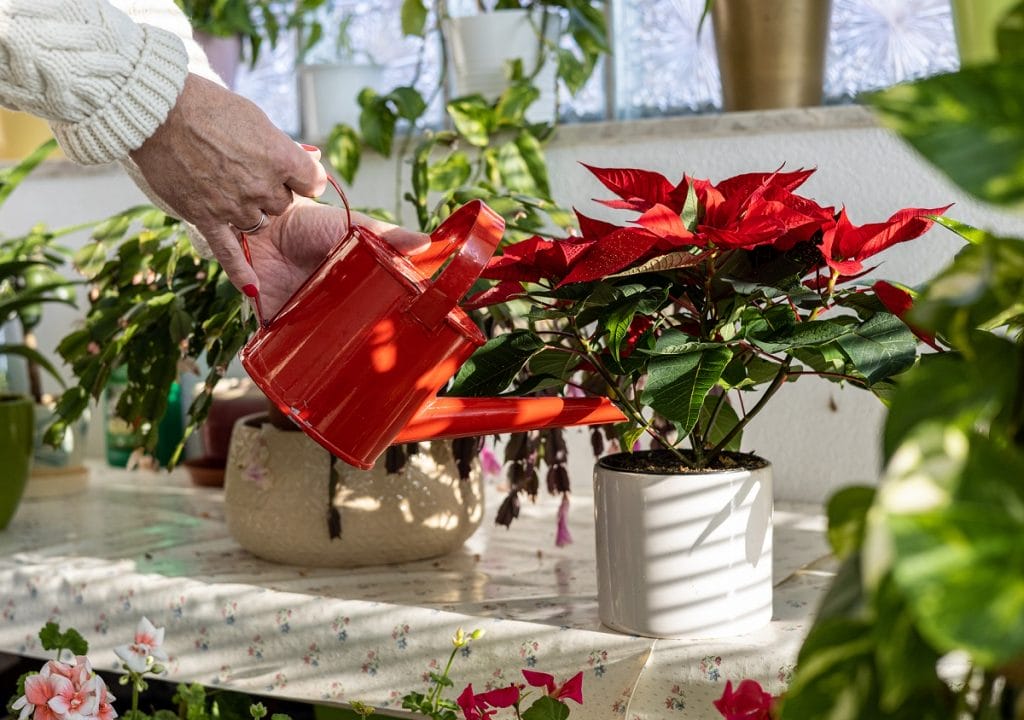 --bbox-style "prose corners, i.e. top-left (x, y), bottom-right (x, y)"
top-left (224, 414), bottom-right (484, 567)
top-left (445, 9), bottom-right (559, 123)
top-left (594, 452), bottom-right (773, 639)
